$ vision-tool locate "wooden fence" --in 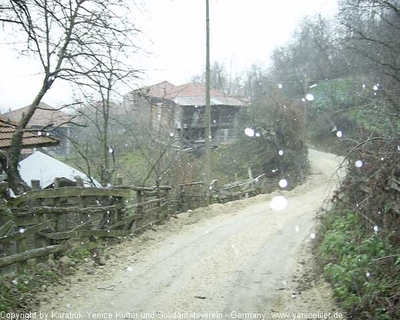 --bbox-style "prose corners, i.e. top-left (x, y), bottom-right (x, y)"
top-left (0, 185), bottom-right (171, 271)
top-left (177, 174), bottom-right (267, 211)
top-left (0, 174), bottom-right (267, 272)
